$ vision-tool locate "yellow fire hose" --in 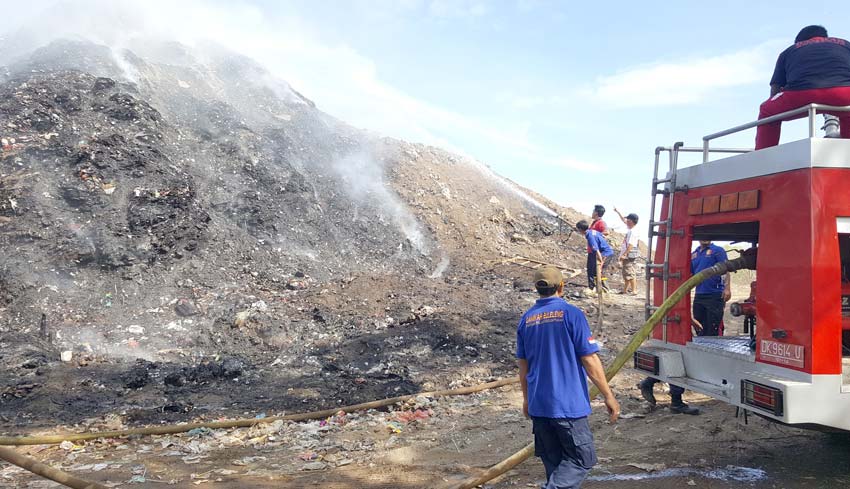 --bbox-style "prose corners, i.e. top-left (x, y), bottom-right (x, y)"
top-left (448, 251), bottom-right (756, 489)
top-left (0, 446), bottom-right (107, 489)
